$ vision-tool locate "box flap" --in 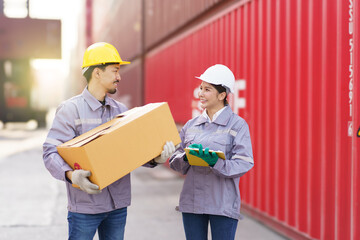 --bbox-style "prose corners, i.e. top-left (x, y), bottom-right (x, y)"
top-left (59, 116), bottom-right (123, 148)
top-left (101, 103), bottom-right (166, 134)
top-left (59, 102), bottom-right (167, 148)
